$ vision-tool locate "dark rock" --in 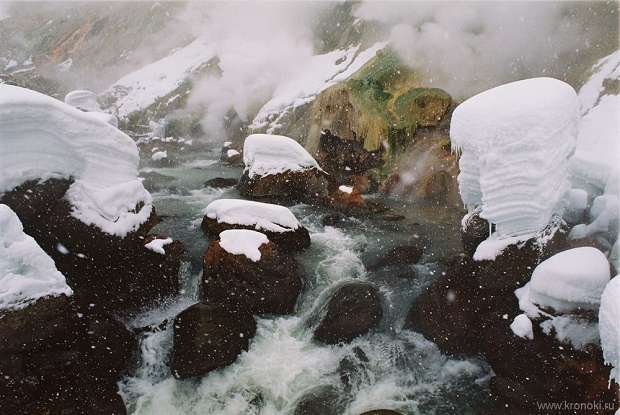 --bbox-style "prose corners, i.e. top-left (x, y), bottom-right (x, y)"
top-left (404, 215), bottom-right (617, 412)
top-left (366, 244), bottom-right (424, 271)
top-left (338, 347), bottom-right (370, 392)
top-left (204, 177), bottom-right (239, 188)
top-left (203, 239), bottom-right (302, 315)
top-left (382, 213), bottom-right (405, 221)
top-left (239, 168), bottom-right (330, 205)
top-left (201, 217), bottom-right (310, 252)
top-left (315, 130), bottom-right (384, 184)
top-left (221, 143), bottom-right (243, 165)
top-left (314, 282), bottom-right (383, 345)
top-left (461, 210), bottom-right (489, 257)
top-left (358, 411), bottom-right (403, 415)
top-left (0, 295), bottom-right (135, 415)
top-left (171, 303), bottom-right (256, 379)
top-left (1, 179), bottom-right (184, 314)
top-left (322, 213), bottom-right (347, 227)
top-left (294, 385), bottom-right (344, 415)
